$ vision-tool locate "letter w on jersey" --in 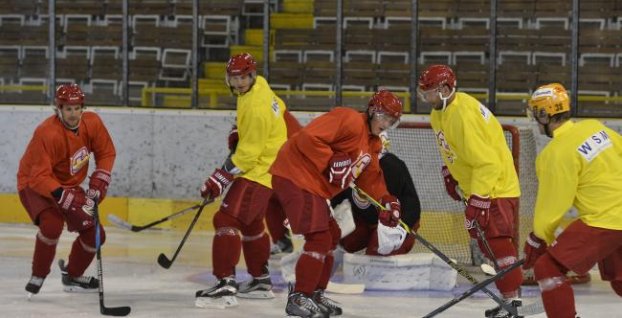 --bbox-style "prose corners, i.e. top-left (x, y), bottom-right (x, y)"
top-left (577, 130), bottom-right (611, 162)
